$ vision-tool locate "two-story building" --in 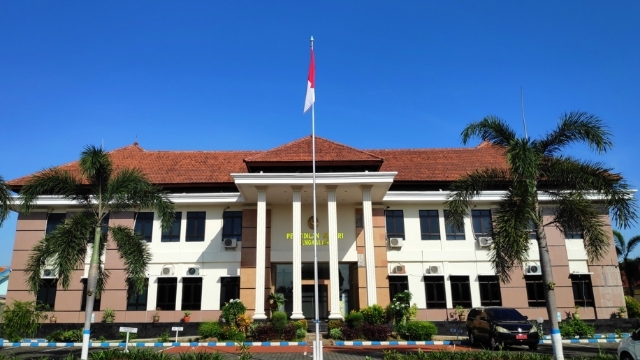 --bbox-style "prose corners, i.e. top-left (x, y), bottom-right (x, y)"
top-left (6, 136), bottom-right (624, 323)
